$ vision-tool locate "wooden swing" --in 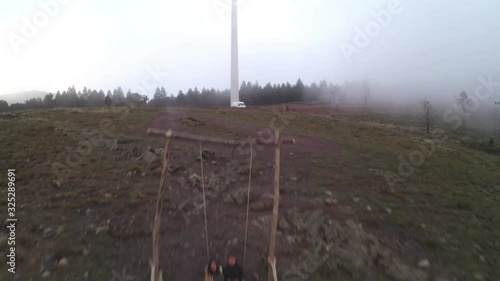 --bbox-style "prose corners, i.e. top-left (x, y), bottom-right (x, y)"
top-left (147, 128), bottom-right (293, 281)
